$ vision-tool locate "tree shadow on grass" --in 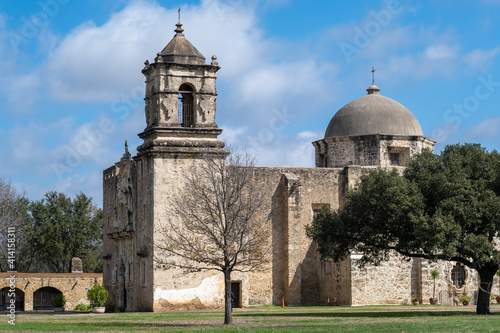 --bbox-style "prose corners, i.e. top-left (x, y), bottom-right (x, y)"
top-left (235, 311), bottom-right (500, 319)
top-left (19, 321), bottom-right (224, 331)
